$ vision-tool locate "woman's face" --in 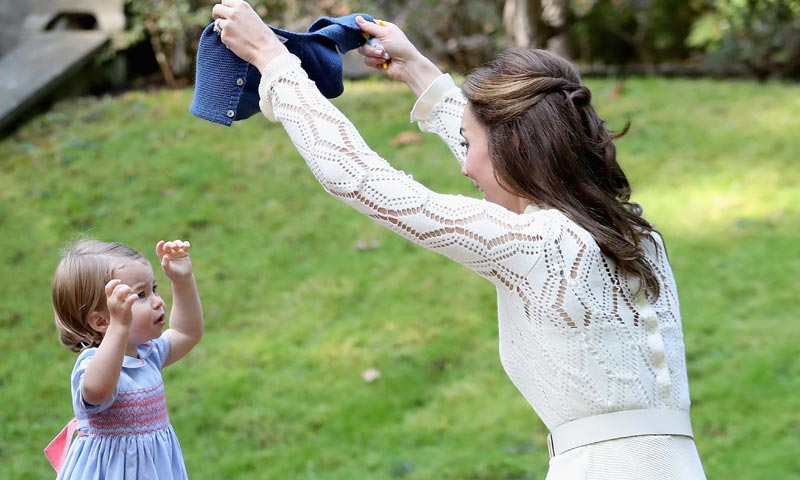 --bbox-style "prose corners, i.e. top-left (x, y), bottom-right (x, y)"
top-left (460, 106), bottom-right (525, 212)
